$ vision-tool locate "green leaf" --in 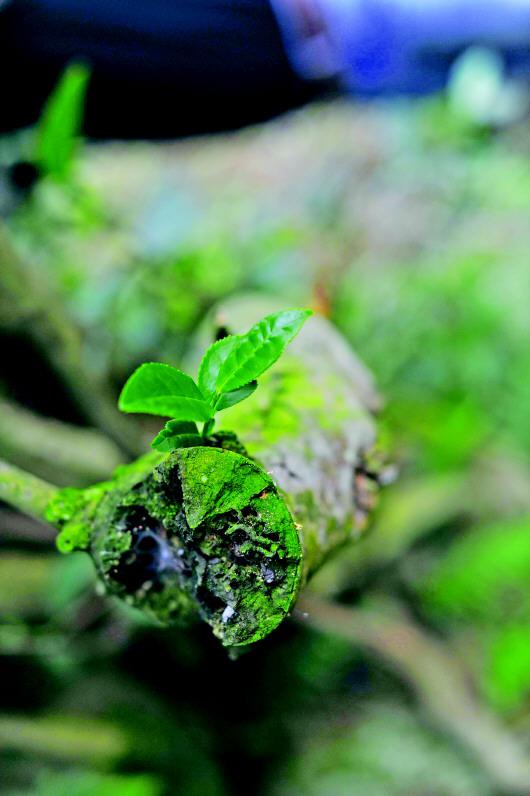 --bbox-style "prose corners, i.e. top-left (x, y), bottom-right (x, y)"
top-left (26, 770), bottom-right (163, 796)
top-left (197, 335), bottom-right (238, 401)
top-left (151, 420), bottom-right (202, 452)
top-left (215, 380), bottom-right (257, 411)
top-left (152, 433), bottom-right (204, 453)
top-left (216, 308), bottom-right (312, 392)
top-left (36, 62), bottom-right (91, 180)
top-left (161, 420), bottom-right (198, 435)
top-left (118, 363), bottom-right (212, 422)
top-left (199, 308), bottom-right (312, 398)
